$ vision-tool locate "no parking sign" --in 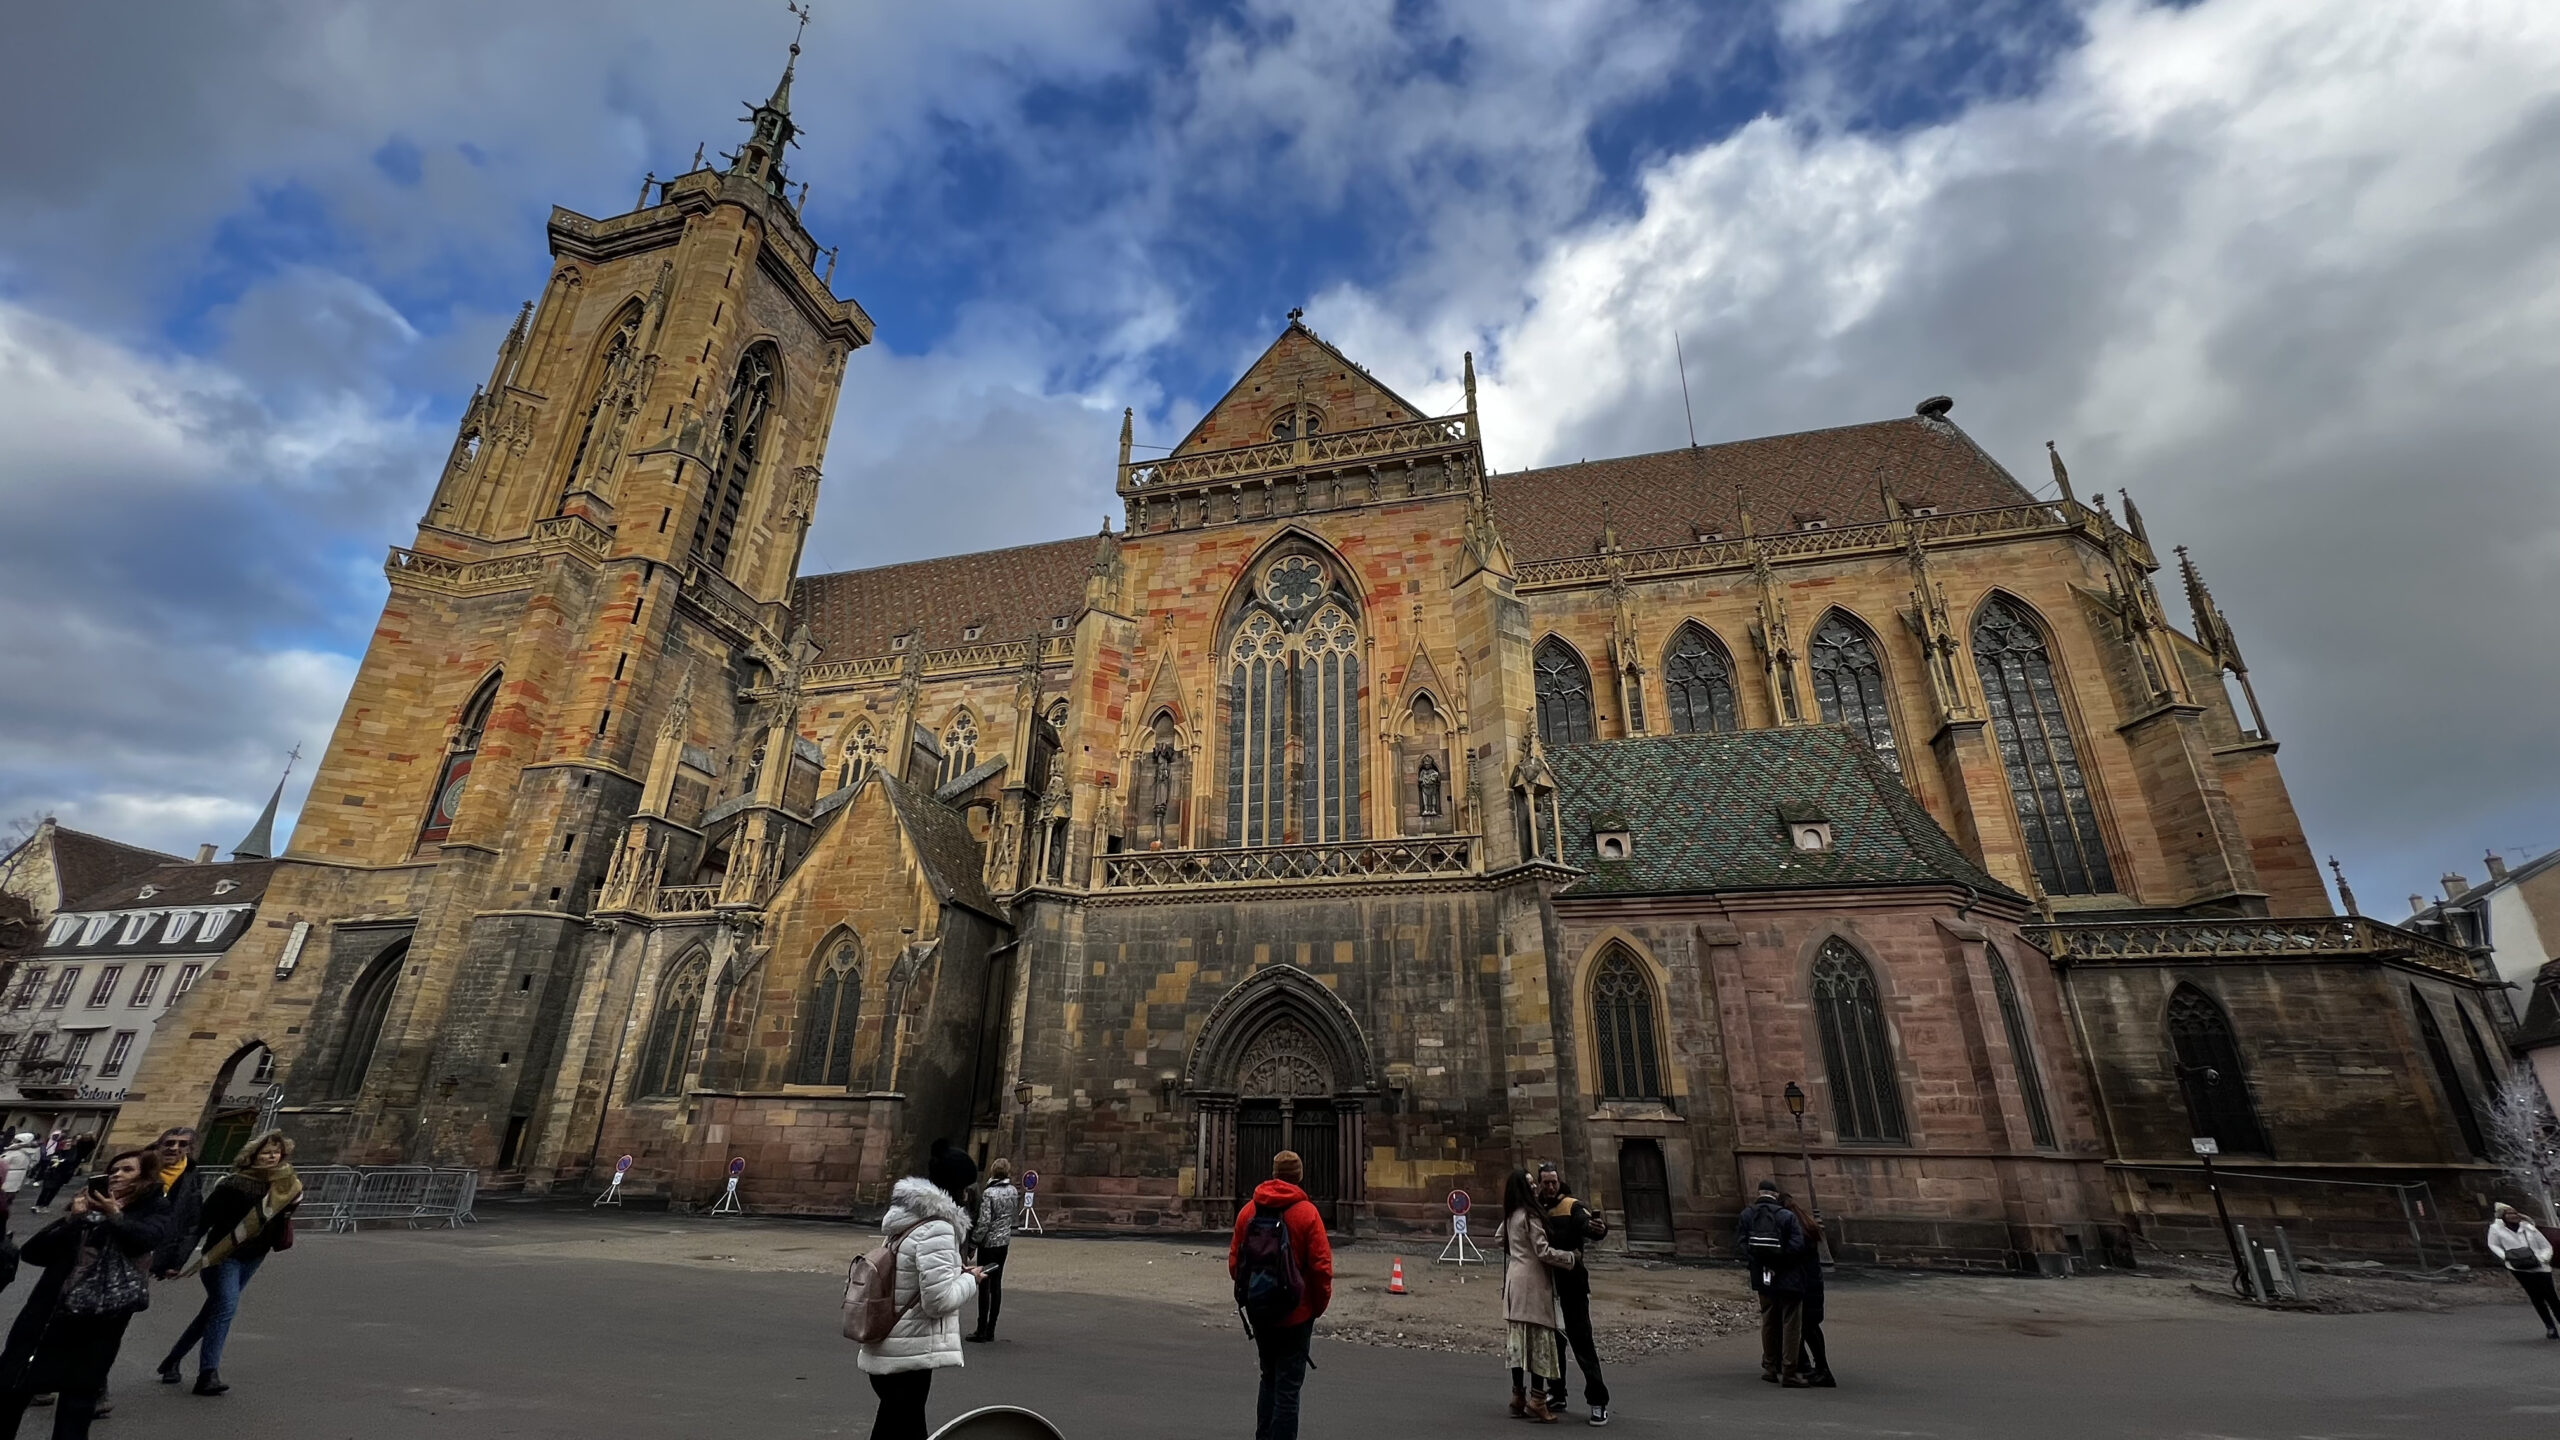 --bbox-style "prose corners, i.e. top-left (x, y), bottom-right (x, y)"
top-left (710, 1156), bottom-right (746, 1216)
